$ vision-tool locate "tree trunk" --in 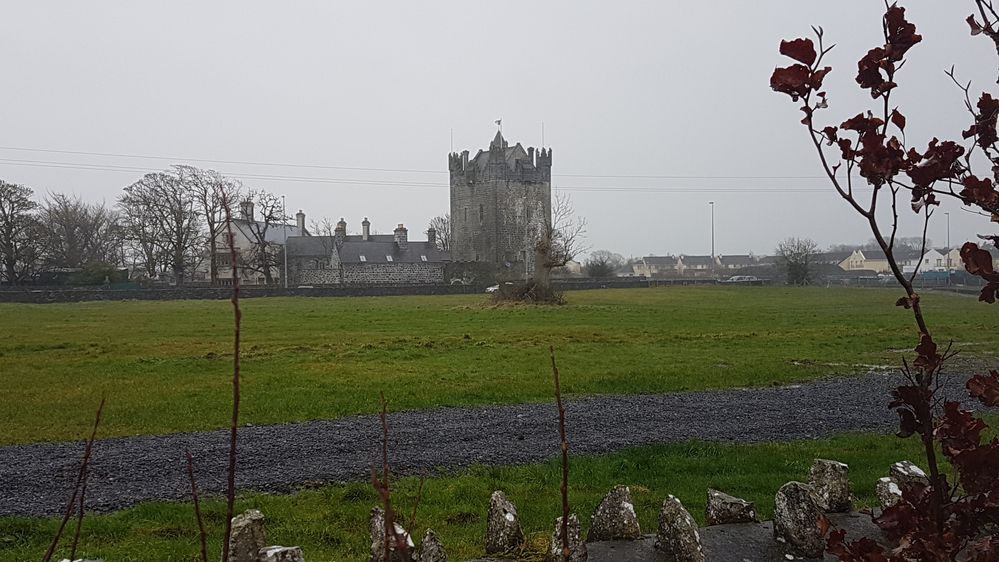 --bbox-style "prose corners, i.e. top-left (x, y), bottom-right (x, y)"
top-left (535, 246), bottom-right (551, 290)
